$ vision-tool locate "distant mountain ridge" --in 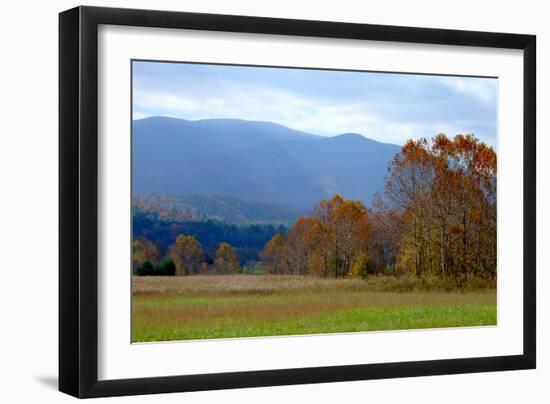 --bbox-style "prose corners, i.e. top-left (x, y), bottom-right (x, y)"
top-left (134, 193), bottom-right (309, 225)
top-left (132, 116), bottom-right (401, 208)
